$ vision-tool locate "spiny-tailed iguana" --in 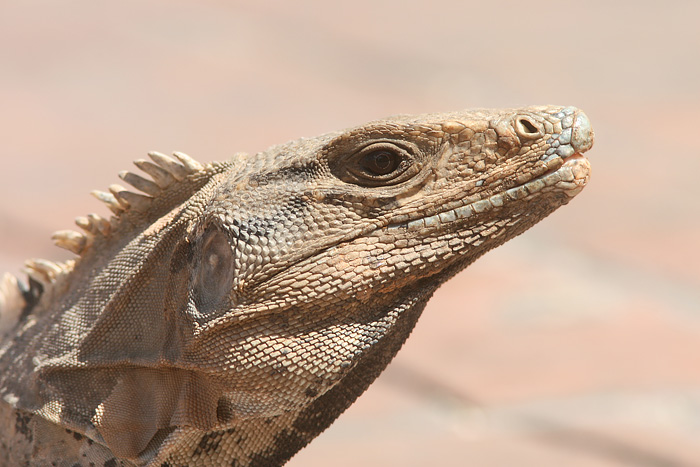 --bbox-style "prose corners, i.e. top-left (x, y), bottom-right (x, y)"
top-left (0, 106), bottom-right (593, 466)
